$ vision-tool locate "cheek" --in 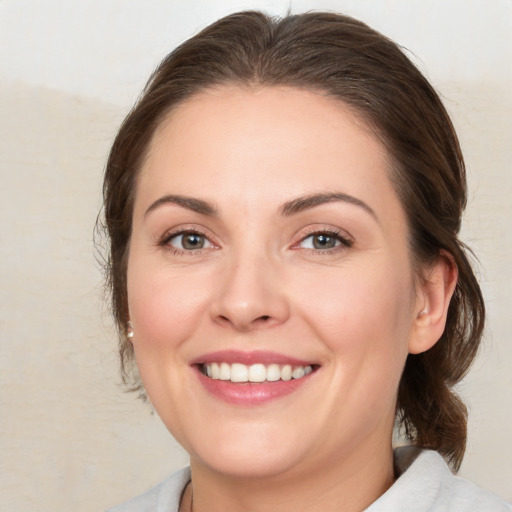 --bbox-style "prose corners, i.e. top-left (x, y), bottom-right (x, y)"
top-left (294, 261), bottom-right (415, 373)
top-left (126, 262), bottom-right (216, 427)
top-left (126, 262), bottom-right (213, 350)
